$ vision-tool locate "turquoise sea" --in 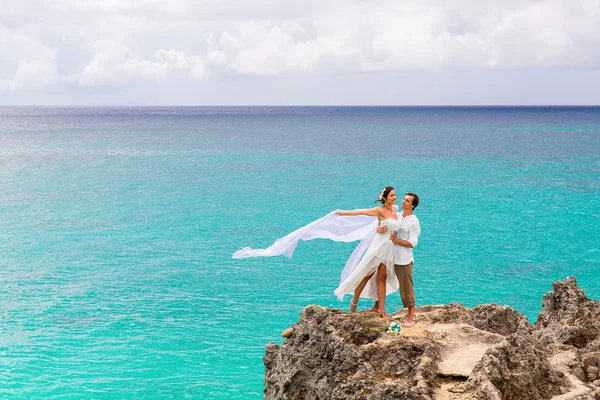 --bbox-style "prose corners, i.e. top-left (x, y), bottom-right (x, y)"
top-left (0, 106), bottom-right (599, 398)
